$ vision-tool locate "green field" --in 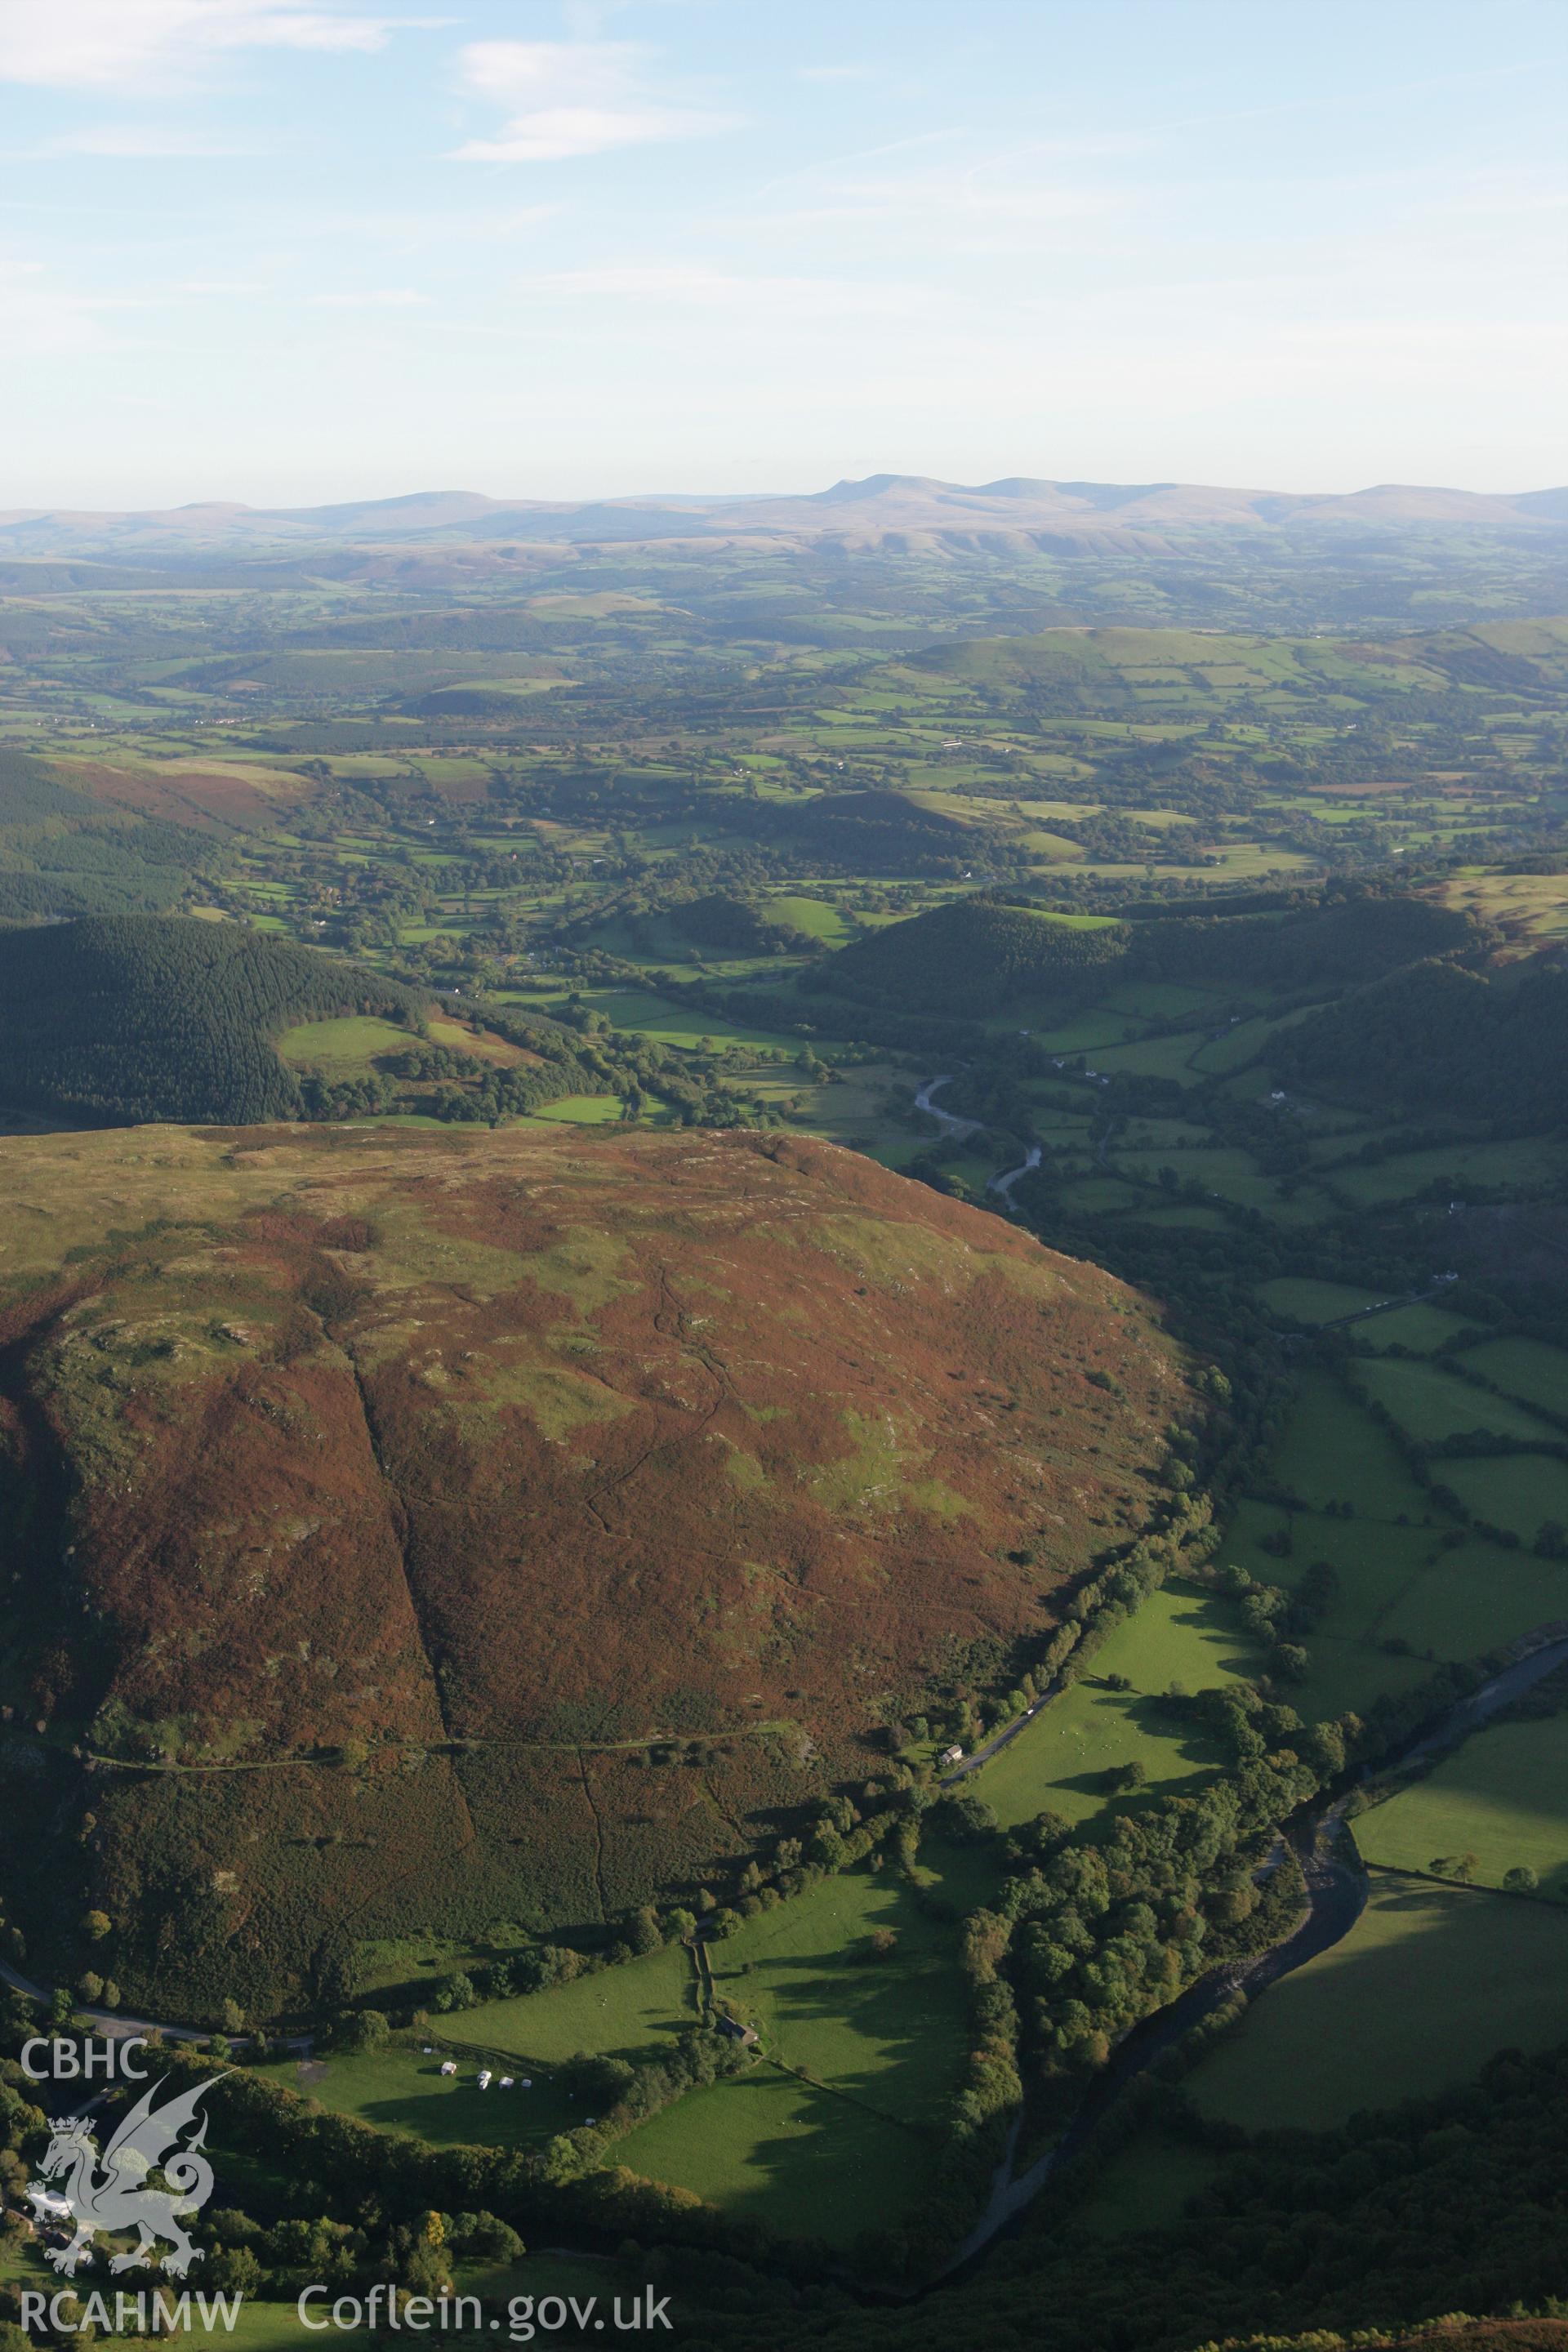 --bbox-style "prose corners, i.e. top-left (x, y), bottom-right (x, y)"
top-left (1356, 1356), bottom-right (1556, 1446)
top-left (973, 1588), bottom-right (1262, 1831)
top-left (701, 1863), bottom-right (971, 2123)
top-left (1355, 1302), bottom-right (1481, 1353)
top-left (1271, 1370), bottom-right (1433, 1519)
top-left (1187, 1875), bottom-right (1568, 2131)
top-left (1330, 1138), bottom-right (1568, 1205)
top-left (765, 893), bottom-right (852, 944)
top-left (1356, 1713), bottom-right (1568, 1898)
top-left (1446, 1453), bottom-right (1568, 1542)
top-left (255, 2041), bottom-right (579, 2148)
top-left (1255, 1277), bottom-right (1384, 1325)
top-left (1212, 1368), bottom-right (1564, 1722)
top-left (522, 1093), bottom-right (626, 1125)
top-left (613, 2059), bottom-right (926, 2244)
top-left (1371, 1539), bottom-right (1568, 1662)
top-left (442, 1937), bottom-right (696, 2065)
top-left (275, 1013), bottom-right (412, 1069)
top-left (1461, 1336), bottom-right (1568, 1419)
